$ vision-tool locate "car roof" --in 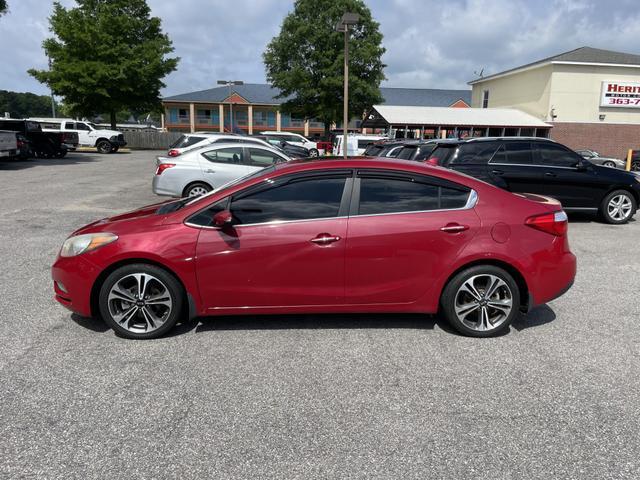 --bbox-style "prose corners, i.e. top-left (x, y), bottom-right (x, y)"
top-left (432, 136), bottom-right (559, 146)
